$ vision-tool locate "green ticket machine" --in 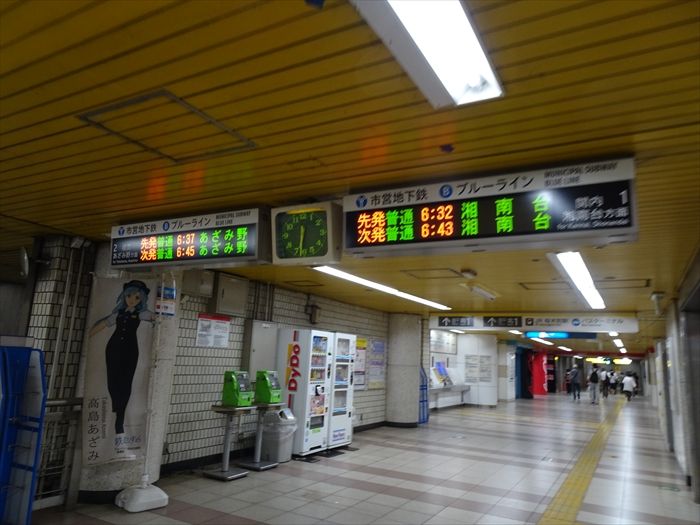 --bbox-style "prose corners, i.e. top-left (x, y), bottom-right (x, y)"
top-left (255, 370), bottom-right (282, 404)
top-left (222, 371), bottom-right (253, 407)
